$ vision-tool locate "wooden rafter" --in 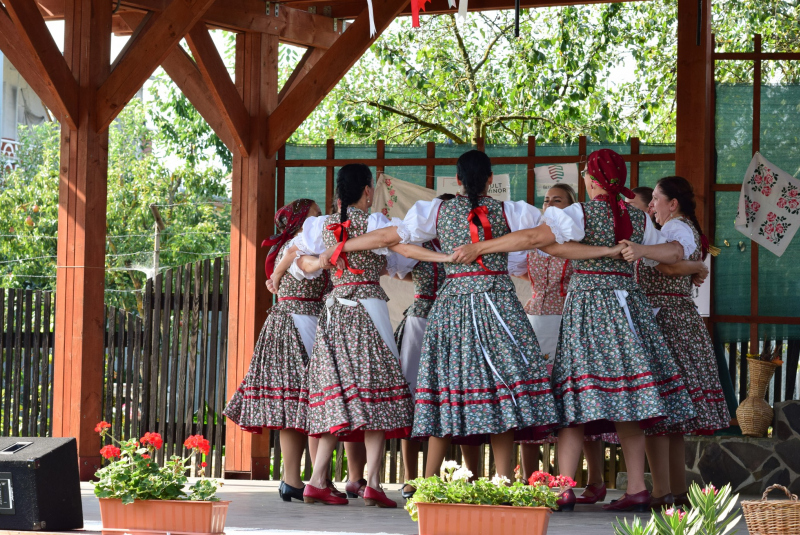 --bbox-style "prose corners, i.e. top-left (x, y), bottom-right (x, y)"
top-left (94, 0), bottom-right (217, 132)
top-left (185, 24), bottom-right (251, 156)
top-left (278, 47), bottom-right (326, 103)
top-left (266, 0), bottom-right (411, 155)
top-left (2, 1), bottom-right (78, 129)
